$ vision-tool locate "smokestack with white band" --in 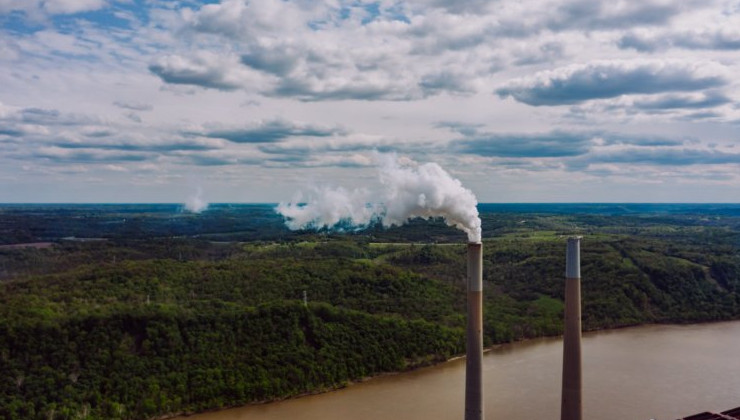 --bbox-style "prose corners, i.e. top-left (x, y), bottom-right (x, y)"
top-left (465, 242), bottom-right (483, 420)
top-left (561, 236), bottom-right (582, 420)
